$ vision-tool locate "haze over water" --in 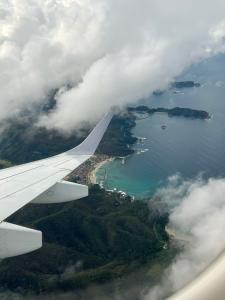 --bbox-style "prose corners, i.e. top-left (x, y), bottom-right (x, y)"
top-left (97, 54), bottom-right (225, 198)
